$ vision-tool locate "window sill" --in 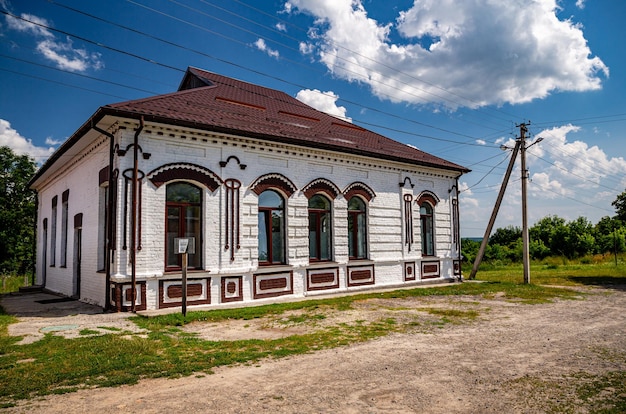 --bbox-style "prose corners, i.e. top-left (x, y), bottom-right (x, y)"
top-left (347, 259), bottom-right (374, 266)
top-left (306, 261), bottom-right (339, 269)
top-left (162, 269), bottom-right (212, 278)
top-left (254, 264), bottom-right (294, 274)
